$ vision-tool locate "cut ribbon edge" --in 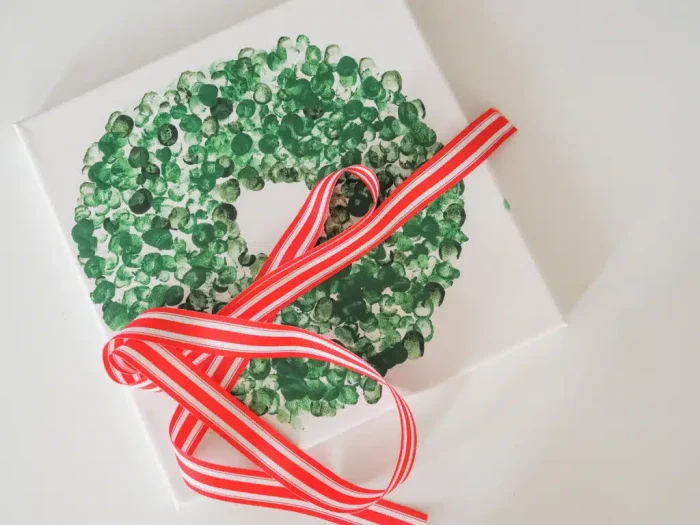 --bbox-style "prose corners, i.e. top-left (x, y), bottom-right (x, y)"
top-left (103, 109), bottom-right (515, 524)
